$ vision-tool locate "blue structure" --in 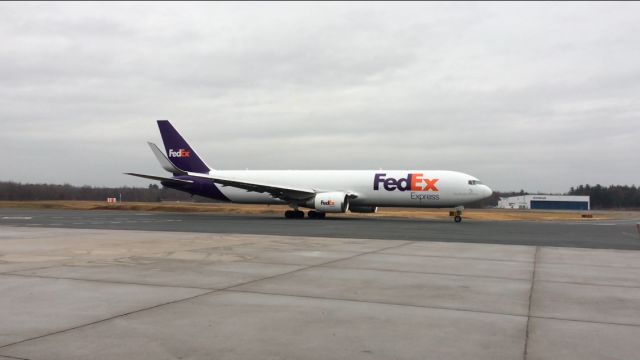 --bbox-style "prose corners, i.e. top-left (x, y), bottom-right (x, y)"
top-left (530, 200), bottom-right (589, 210)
